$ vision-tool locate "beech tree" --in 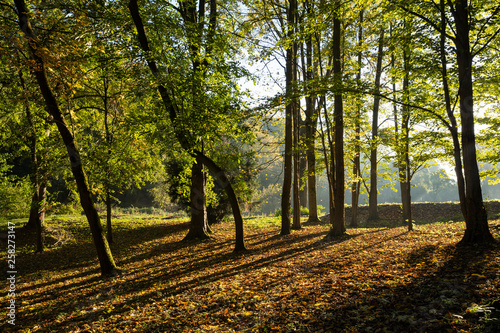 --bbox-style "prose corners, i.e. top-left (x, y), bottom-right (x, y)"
top-left (1, 5), bottom-right (48, 250)
top-left (281, 0), bottom-right (298, 235)
top-left (350, 9), bottom-right (364, 228)
top-left (65, 4), bottom-right (162, 243)
top-left (301, 0), bottom-right (322, 224)
top-left (367, 28), bottom-right (385, 221)
top-left (316, 0), bottom-right (348, 238)
top-left (19, 69), bottom-right (49, 250)
top-left (392, 0), bottom-right (498, 243)
top-left (327, 0), bottom-right (346, 237)
top-left (128, 0), bottom-right (249, 251)
top-left (14, 0), bottom-right (118, 275)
